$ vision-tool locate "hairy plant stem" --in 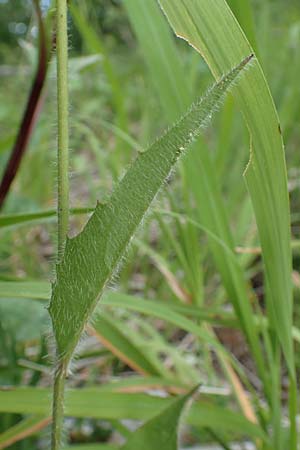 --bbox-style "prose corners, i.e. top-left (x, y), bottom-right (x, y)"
top-left (51, 1), bottom-right (69, 449)
top-left (56, 0), bottom-right (69, 257)
top-left (51, 360), bottom-right (68, 450)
